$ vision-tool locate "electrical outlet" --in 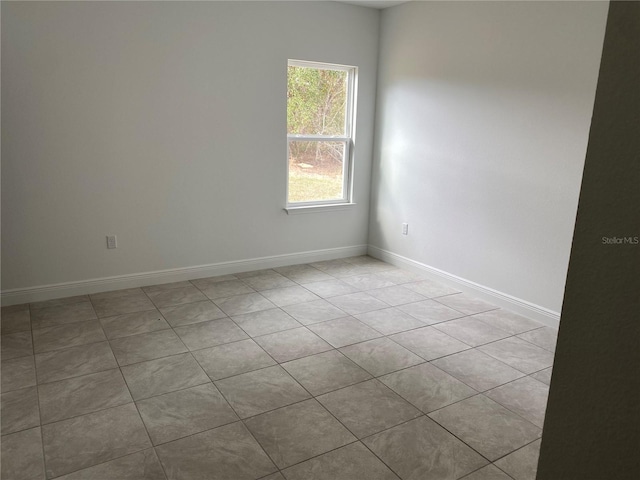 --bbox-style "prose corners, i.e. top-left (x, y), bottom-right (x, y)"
top-left (106, 235), bottom-right (117, 249)
top-left (402, 223), bottom-right (409, 235)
